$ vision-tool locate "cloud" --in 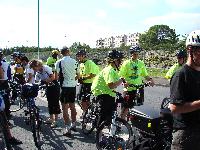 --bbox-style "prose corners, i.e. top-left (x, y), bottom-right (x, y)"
top-left (142, 12), bottom-right (200, 35)
top-left (108, 0), bottom-right (133, 9)
top-left (96, 9), bottom-right (107, 19)
top-left (165, 0), bottom-right (200, 10)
